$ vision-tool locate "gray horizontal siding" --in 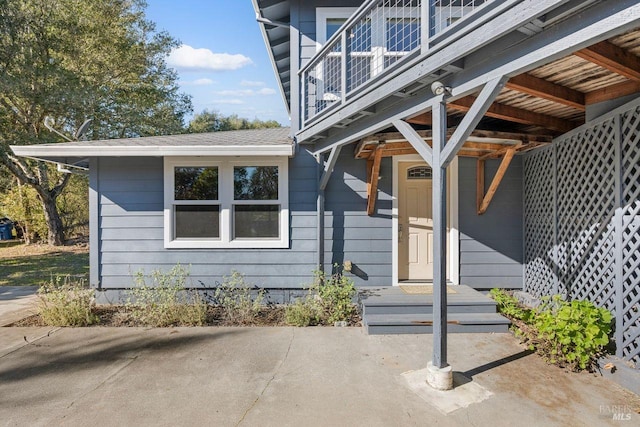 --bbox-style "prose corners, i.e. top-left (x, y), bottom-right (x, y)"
top-left (458, 157), bottom-right (523, 289)
top-left (324, 148), bottom-right (392, 286)
top-left (95, 152), bottom-right (320, 290)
